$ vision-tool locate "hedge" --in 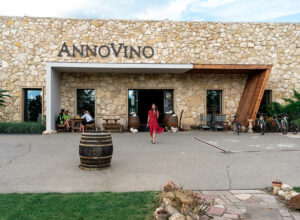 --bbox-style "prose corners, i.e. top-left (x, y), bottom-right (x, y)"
top-left (0, 122), bottom-right (46, 134)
